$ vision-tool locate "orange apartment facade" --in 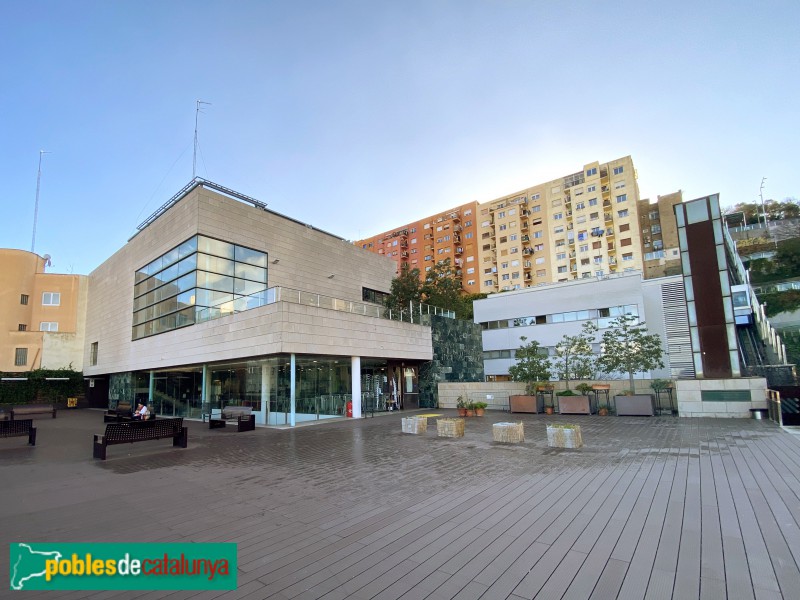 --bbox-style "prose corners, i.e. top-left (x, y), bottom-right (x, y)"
top-left (0, 249), bottom-right (88, 372)
top-left (355, 202), bottom-right (482, 294)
